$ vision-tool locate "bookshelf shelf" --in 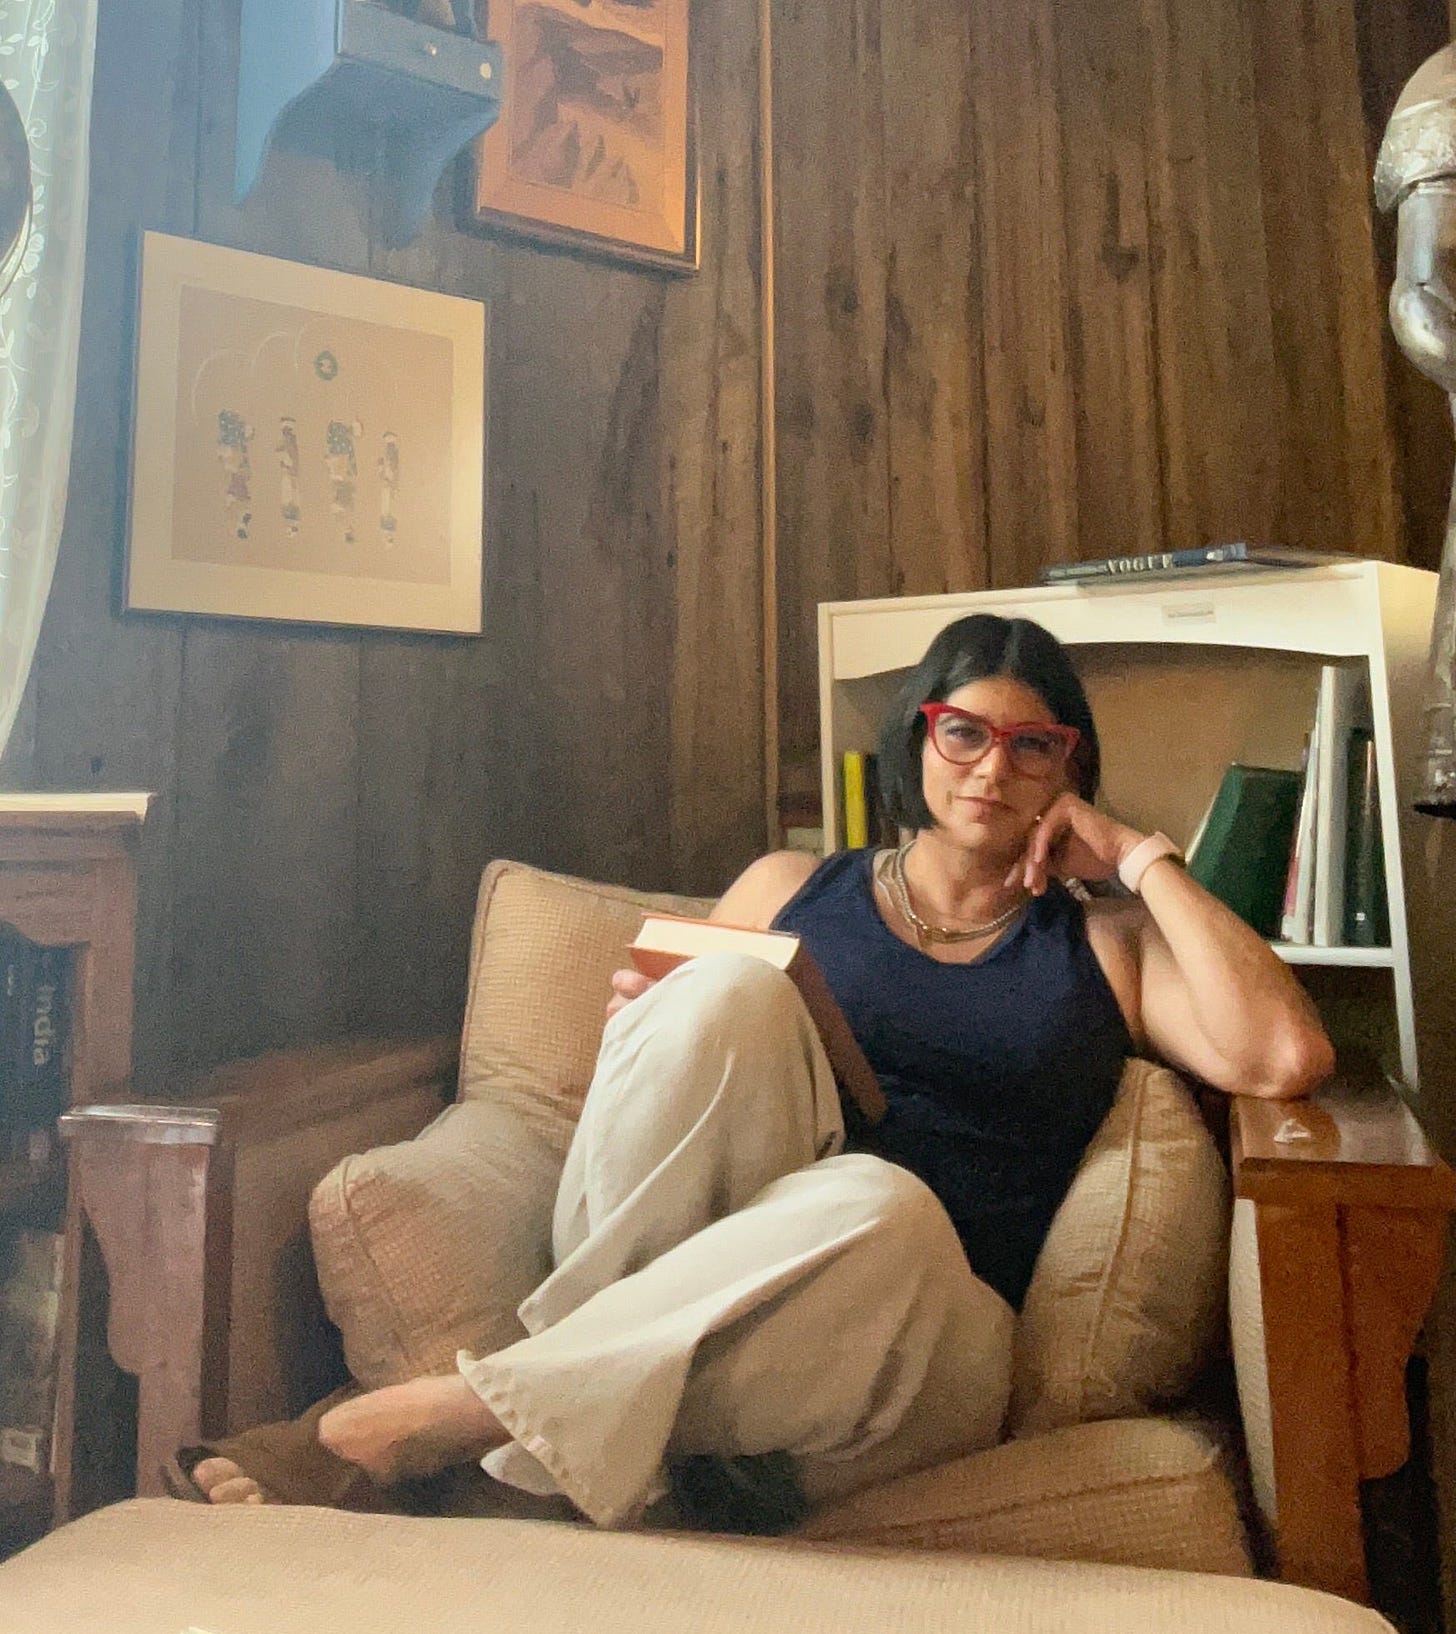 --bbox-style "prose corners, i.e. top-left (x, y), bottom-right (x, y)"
top-left (1272, 944), bottom-right (1395, 968)
top-left (818, 562), bottom-right (1456, 1123)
